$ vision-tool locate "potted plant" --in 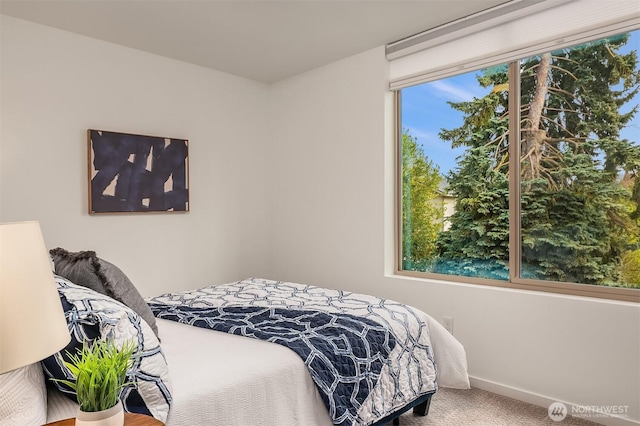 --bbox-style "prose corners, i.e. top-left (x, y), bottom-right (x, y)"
top-left (55, 339), bottom-right (136, 426)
